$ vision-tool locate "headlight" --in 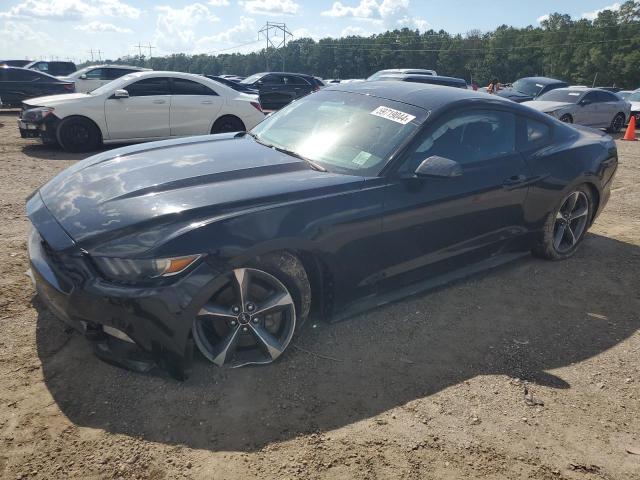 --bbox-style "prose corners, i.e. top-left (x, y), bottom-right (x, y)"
top-left (93, 254), bottom-right (201, 282)
top-left (22, 107), bottom-right (54, 122)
